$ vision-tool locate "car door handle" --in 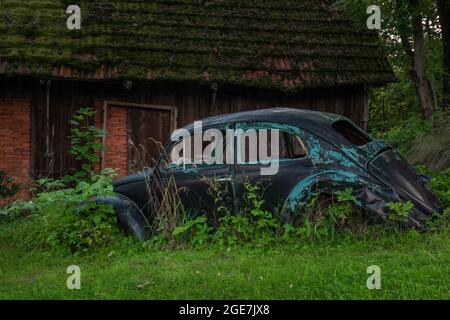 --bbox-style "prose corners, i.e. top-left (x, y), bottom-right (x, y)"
top-left (216, 177), bottom-right (232, 182)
